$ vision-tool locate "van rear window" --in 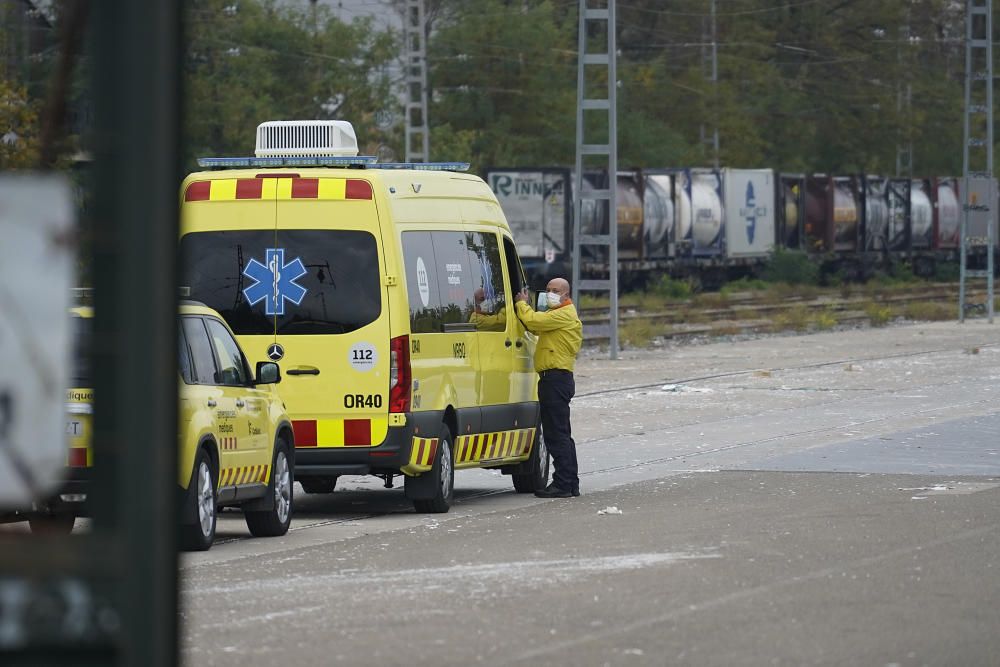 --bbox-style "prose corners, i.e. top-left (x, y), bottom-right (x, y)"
top-left (180, 230), bottom-right (381, 335)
